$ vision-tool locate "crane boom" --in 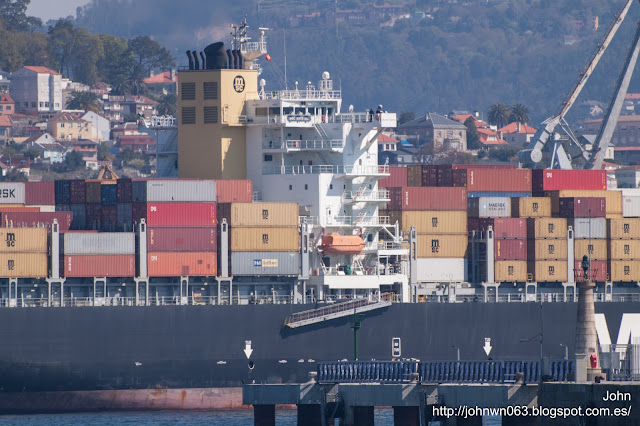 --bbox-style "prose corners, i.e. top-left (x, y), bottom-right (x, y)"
top-left (519, 0), bottom-right (634, 166)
